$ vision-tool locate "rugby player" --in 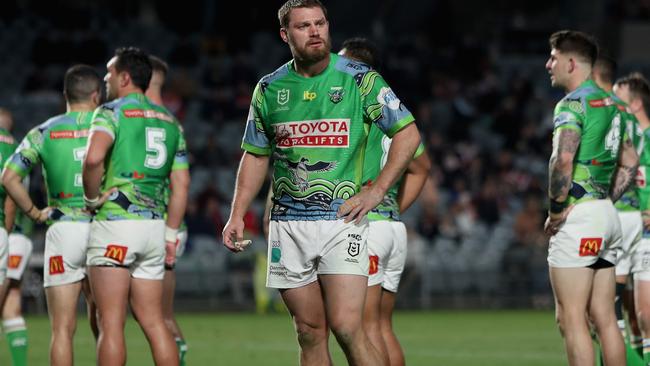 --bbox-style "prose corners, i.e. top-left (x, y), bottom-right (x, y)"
top-left (613, 72), bottom-right (650, 365)
top-left (339, 37), bottom-right (431, 366)
top-left (222, 1), bottom-right (421, 364)
top-left (3, 65), bottom-right (102, 365)
top-left (544, 30), bottom-right (634, 366)
top-left (146, 54), bottom-right (189, 366)
top-left (83, 47), bottom-right (189, 366)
